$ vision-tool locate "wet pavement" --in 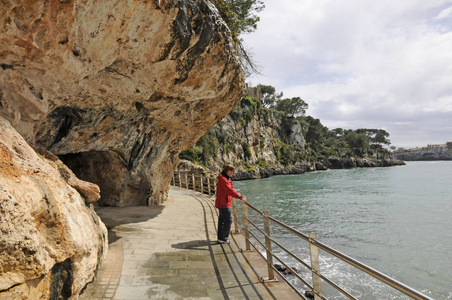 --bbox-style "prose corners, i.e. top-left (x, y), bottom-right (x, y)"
top-left (80, 187), bottom-right (300, 299)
